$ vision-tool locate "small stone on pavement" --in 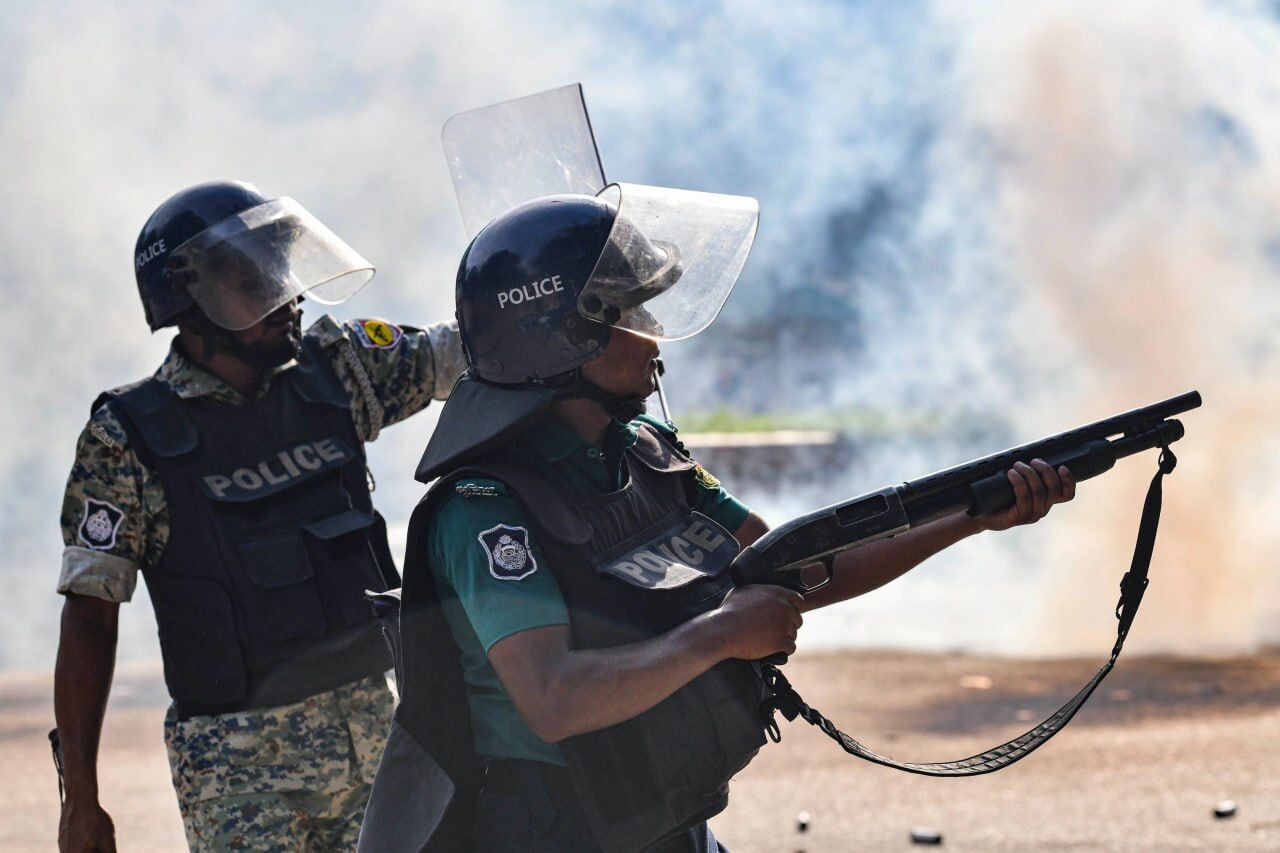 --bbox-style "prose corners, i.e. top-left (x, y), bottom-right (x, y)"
top-left (911, 826), bottom-right (943, 845)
